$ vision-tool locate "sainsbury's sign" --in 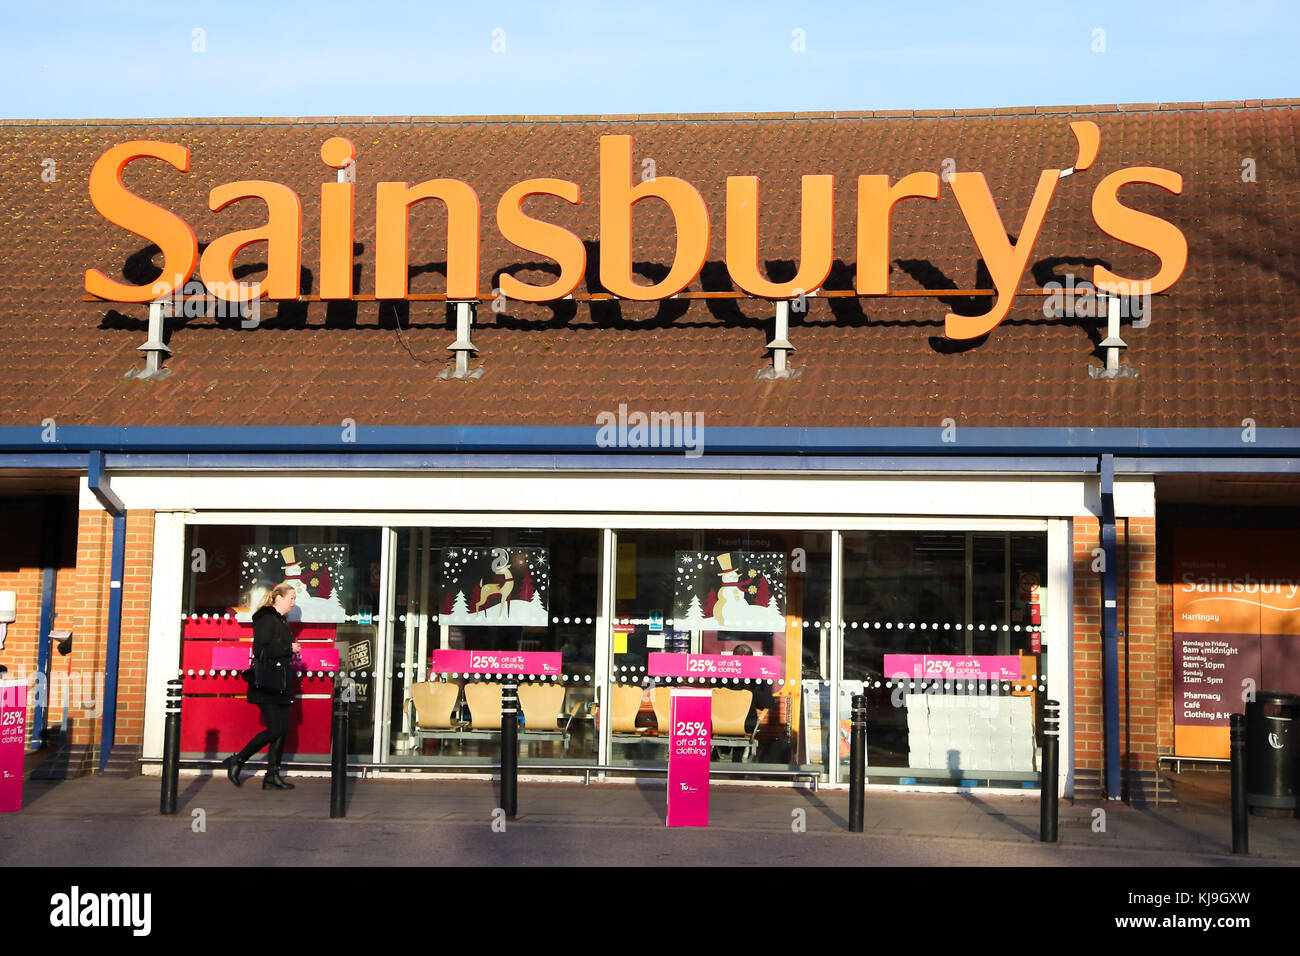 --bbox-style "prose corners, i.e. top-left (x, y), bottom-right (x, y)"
top-left (83, 122), bottom-right (1185, 340)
